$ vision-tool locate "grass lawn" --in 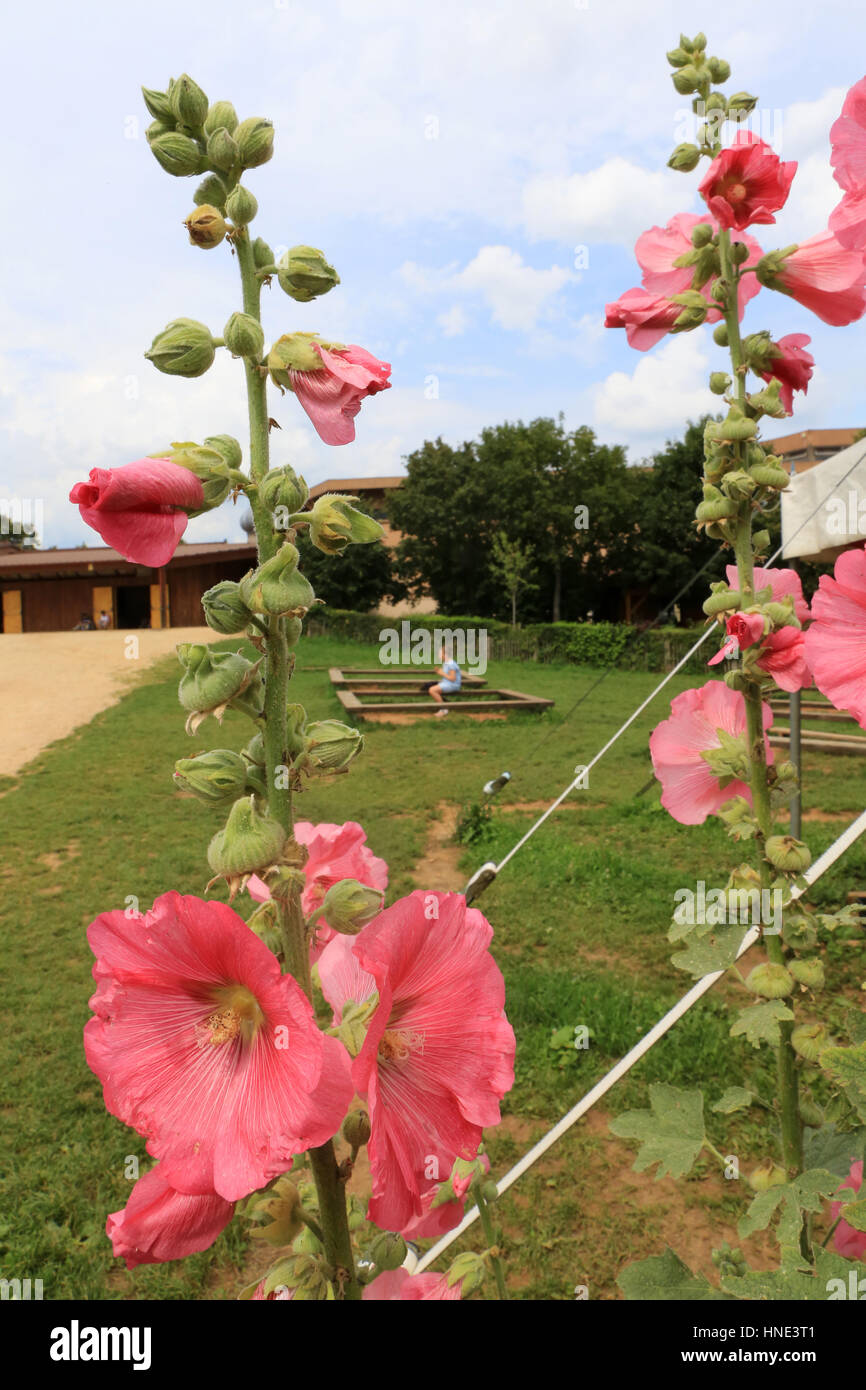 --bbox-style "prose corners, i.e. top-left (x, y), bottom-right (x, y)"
top-left (2, 634), bottom-right (864, 1300)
